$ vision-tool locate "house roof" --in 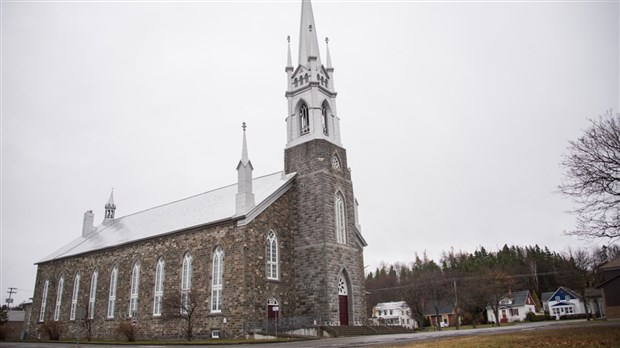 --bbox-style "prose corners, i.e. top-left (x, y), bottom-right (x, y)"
top-left (39, 171), bottom-right (296, 263)
top-left (541, 292), bottom-right (553, 303)
top-left (424, 303), bottom-right (454, 316)
top-left (374, 301), bottom-right (409, 311)
top-left (601, 256), bottom-right (620, 270)
top-left (548, 287), bottom-right (582, 301)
